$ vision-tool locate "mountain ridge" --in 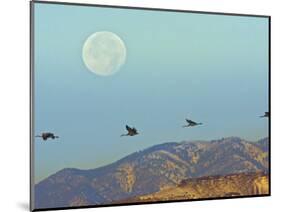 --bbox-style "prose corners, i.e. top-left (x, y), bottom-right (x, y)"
top-left (35, 136), bottom-right (269, 209)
